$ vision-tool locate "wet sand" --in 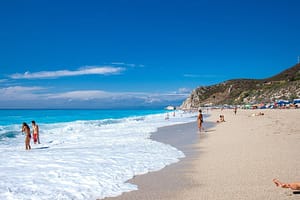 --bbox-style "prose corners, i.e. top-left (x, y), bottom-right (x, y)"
top-left (104, 109), bottom-right (300, 200)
